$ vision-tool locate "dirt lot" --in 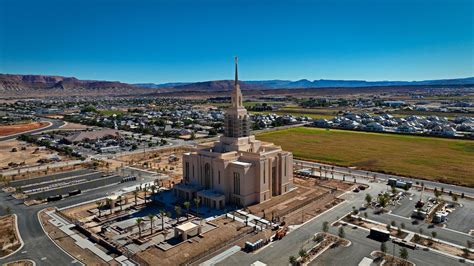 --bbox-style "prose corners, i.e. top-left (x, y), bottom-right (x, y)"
top-left (0, 139), bottom-right (66, 171)
top-left (0, 215), bottom-right (21, 258)
top-left (117, 146), bottom-right (192, 182)
top-left (135, 216), bottom-right (254, 266)
top-left (0, 122), bottom-right (48, 136)
top-left (39, 209), bottom-right (120, 265)
top-left (248, 177), bottom-right (351, 225)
